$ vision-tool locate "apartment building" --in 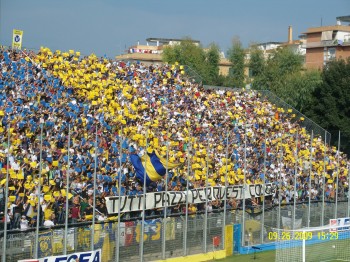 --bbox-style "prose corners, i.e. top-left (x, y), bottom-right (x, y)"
top-left (302, 15), bottom-right (350, 69)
